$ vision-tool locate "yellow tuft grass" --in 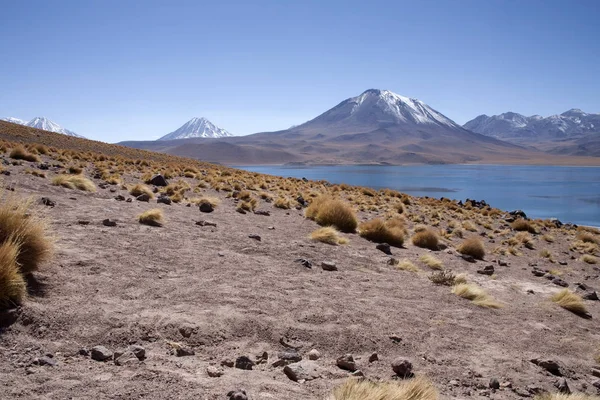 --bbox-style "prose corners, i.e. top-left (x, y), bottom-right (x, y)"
top-left (576, 232), bottom-right (599, 244)
top-left (328, 376), bottom-right (438, 400)
top-left (457, 237), bottom-right (485, 260)
top-left (396, 259), bottom-right (419, 272)
top-left (581, 254), bottom-right (597, 264)
top-left (452, 283), bottom-right (502, 308)
top-left (52, 174), bottom-right (96, 192)
top-left (412, 229), bottom-right (439, 250)
top-left (9, 145), bottom-right (40, 162)
top-left (129, 183), bottom-right (154, 198)
top-left (306, 196), bottom-right (357, 233)
top-left (551, 289), bottom-right (589, 316)
top-left (197, 196), bottom-right (220, 208)
top-left (511, 219), bottom-right (538, 234)
top-left (138, 209), bottom-right (164, 227)
top-left (535, 393), bottom-right (600, 400)
top-left (359, 218), bottom-right (405, 247)
top-left (0, 195), bottom-right (53, 274)
top-left (274, 197), bottom-right (291, 209)
top-left (310, 227), bottom-right (348, 245)
top-left (0, 240), bottom-right (27, 308)
top-left (419, 254), bottom-right (443, 270)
